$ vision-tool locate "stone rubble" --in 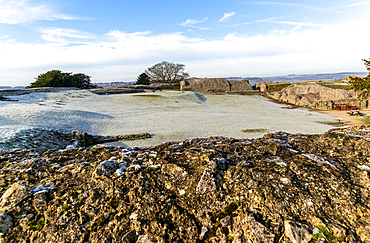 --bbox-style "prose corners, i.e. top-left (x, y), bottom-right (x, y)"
top-left (0, 125), bottom-right (369, 242)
